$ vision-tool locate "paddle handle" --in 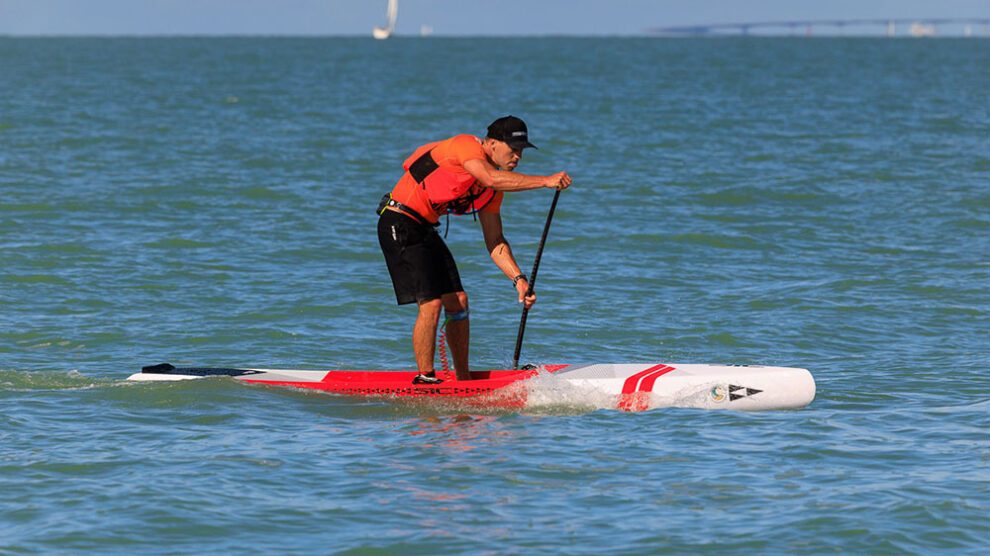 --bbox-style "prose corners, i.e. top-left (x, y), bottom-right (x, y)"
top-left (512, 189), bottom-right (562, 370)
